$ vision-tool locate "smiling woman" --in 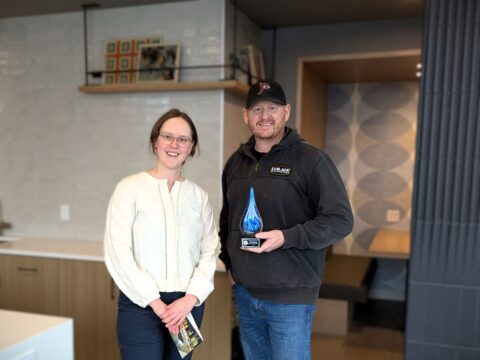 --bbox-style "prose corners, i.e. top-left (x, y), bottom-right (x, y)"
top-left (149, 109), bottom-right (199, 157)
top-left (152, 117), bottom-right (195, 173)
top-left (104, 108), bottom-right (218, 360)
